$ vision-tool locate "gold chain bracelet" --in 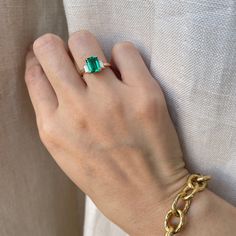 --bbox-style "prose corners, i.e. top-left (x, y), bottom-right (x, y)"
top-left (164, 174), bottom-right (211, 236)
